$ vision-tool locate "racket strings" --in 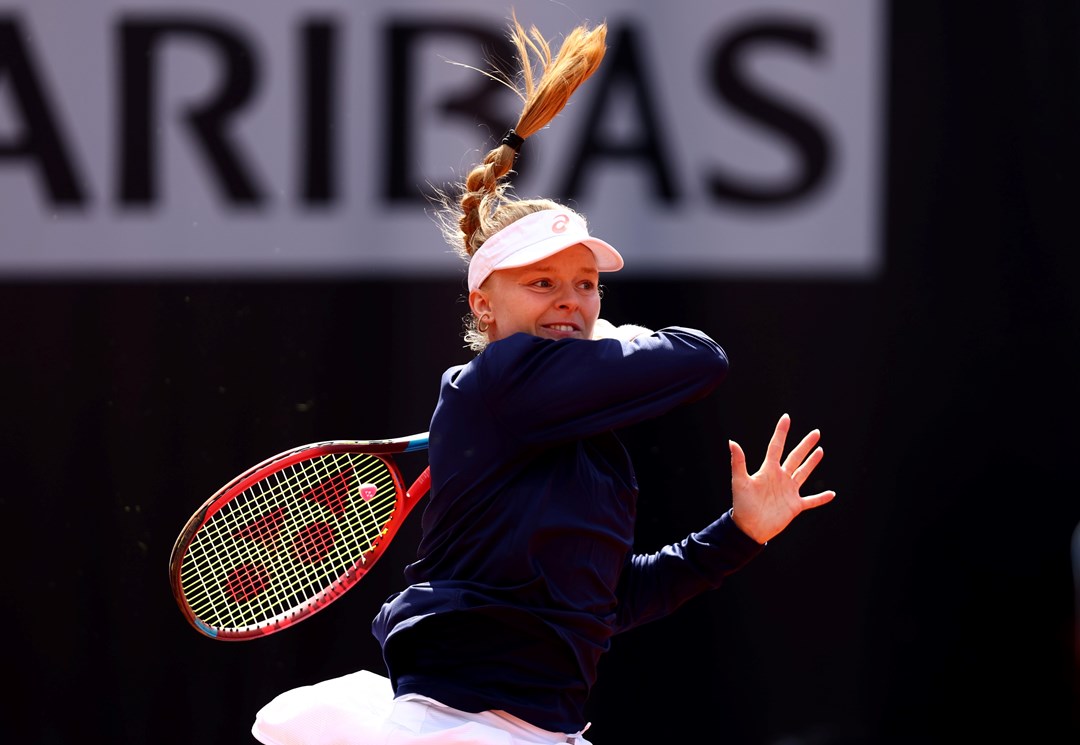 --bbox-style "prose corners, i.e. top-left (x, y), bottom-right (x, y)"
top-left (186, 455), bottom-right (396, 629)
top-left (181, 452), bottom-right (400, 633)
